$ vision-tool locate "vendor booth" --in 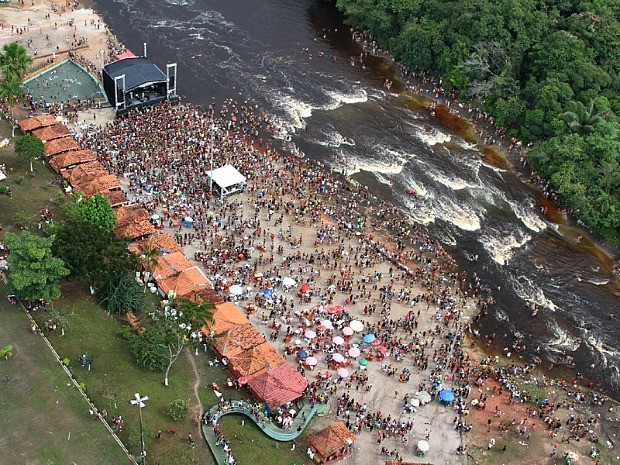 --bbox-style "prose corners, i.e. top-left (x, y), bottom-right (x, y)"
top-left (206, 164), bottom-right (246, 197)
